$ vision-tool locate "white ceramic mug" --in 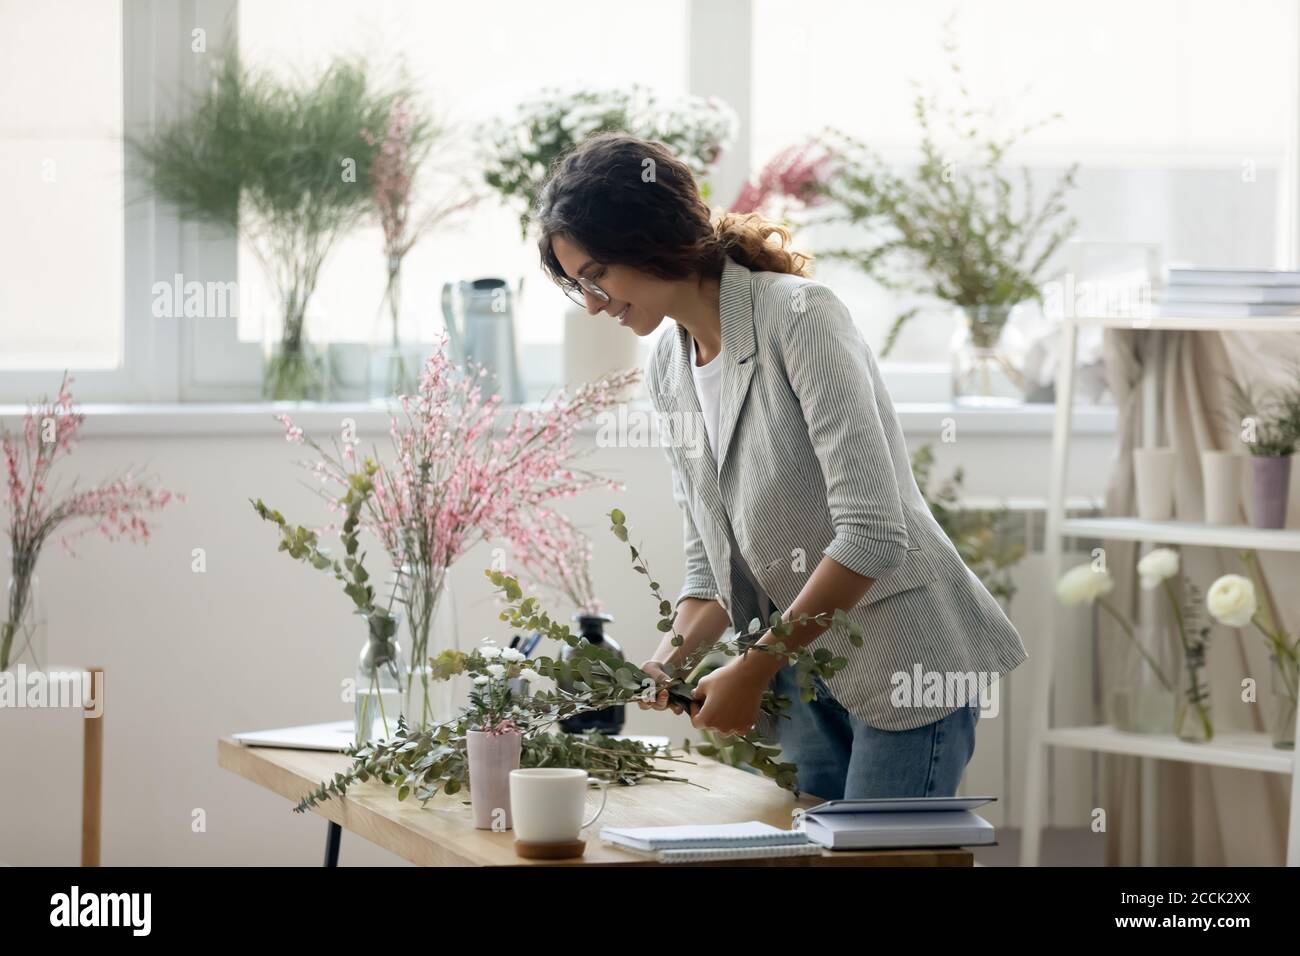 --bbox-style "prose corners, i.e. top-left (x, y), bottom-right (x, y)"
top-left (1134, 447), bottom-right (1178, 519)
top-left (508, 768), bottom-right (609, 843)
